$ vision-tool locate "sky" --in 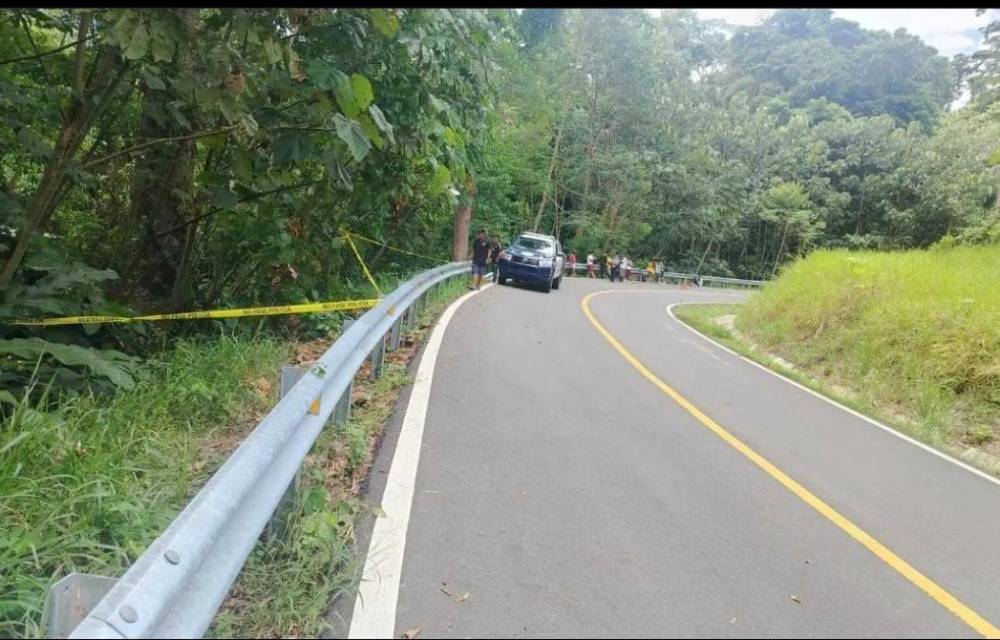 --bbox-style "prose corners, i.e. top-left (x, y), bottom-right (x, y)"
top-left (657, 9), bottom-right (1000, 108)
top-left (678, 9), bottom-right (998, 59)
